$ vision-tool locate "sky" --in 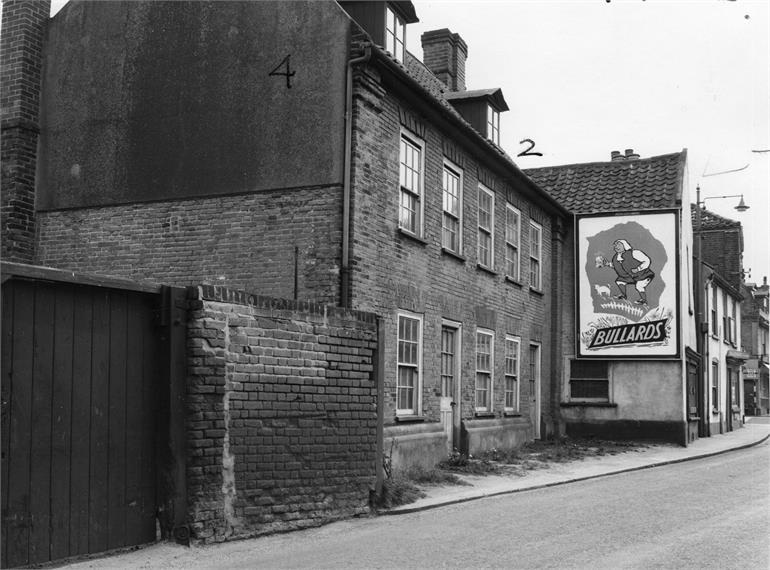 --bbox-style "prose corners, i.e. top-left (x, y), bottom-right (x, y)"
top-left (406, 0), bottom-right (769, 283)
top-left (49, 0), bottom-right (769, 283)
